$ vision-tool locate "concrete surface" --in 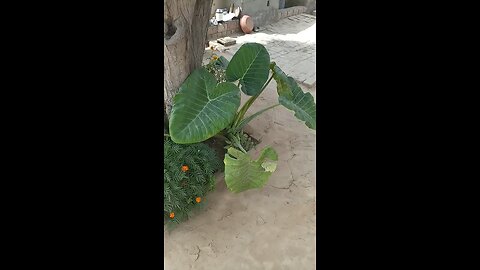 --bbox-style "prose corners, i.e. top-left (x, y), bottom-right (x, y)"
top-left (207, 13), bottom-right (316, 87)
top-left (164, 14), bottom-right (316, 270)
